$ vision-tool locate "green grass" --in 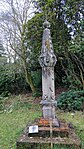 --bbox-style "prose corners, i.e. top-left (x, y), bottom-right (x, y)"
top-left (0, 95), bottom-right (84, 149)
top-left (57, 110), bottom-right (84, 148)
